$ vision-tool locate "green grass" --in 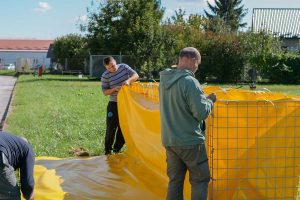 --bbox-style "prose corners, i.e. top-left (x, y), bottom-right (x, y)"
top-left (4, 75), bottom-right (300, 196)
top-left (6, 74), bottom-right (108, 157)
top-left (255, 84), bottom-right (300, 96)
top-left (210, 84), bottom-right (300, 97)
top-left (0, 69), bottom-right (17, 76)
top-left (5, 77), bottom-right (300, 158)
